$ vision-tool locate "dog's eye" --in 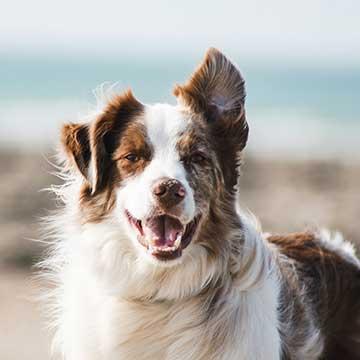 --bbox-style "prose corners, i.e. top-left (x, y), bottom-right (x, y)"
top-left (125, 153), bottom-right (139, 162)
top-left (190, 153), bottom-right (206, 163)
